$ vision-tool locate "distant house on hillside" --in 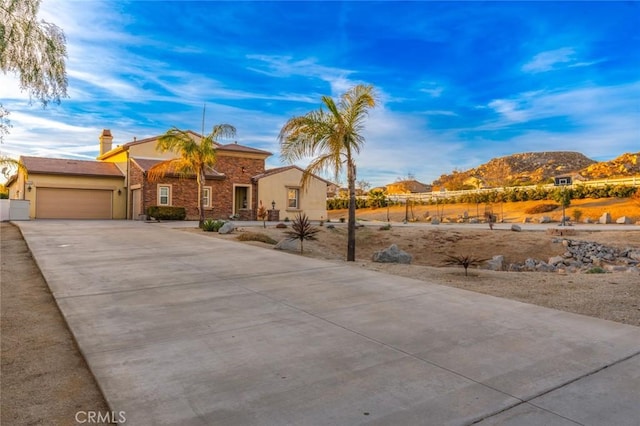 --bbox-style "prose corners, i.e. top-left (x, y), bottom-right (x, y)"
top-left (385, 179), bottom-right (432, 194)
